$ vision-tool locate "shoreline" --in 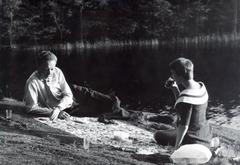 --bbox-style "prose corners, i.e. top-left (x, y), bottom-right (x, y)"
top-left (0, 98), bottom-right (240, 164)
